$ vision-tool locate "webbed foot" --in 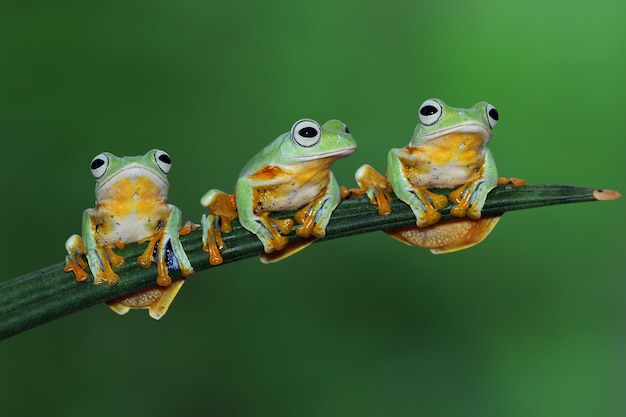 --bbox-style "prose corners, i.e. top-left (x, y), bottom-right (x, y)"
top-left (255, 214), bottom-right (294, 253)
top-left (106, 279), bottom-right (185, 320)
top-left (355, 164), bottom-right (393, 216)
top-left (202, 213), bottom-right (226, 265)
top-left (386, 215), bottom-right (502, 254)
top-left (64, 234), bottom-right (89, 282)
